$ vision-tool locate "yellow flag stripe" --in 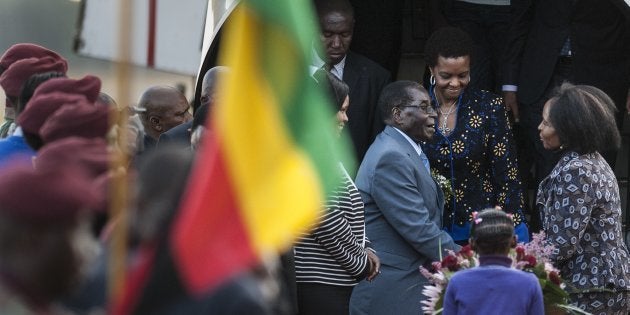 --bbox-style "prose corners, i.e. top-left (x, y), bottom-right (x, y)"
top-left (215, 6), bottom-right (322, 254)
